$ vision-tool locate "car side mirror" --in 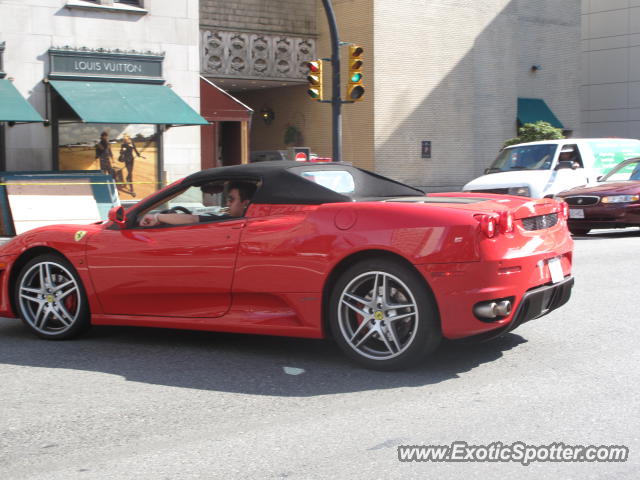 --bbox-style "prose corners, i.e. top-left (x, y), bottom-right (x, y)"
top-left (556, 160), bottom-right (574, 170)
top-left (108, 205), bottom-right (126, 228)
top-left (596, 175), bottom-right (603, 182)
